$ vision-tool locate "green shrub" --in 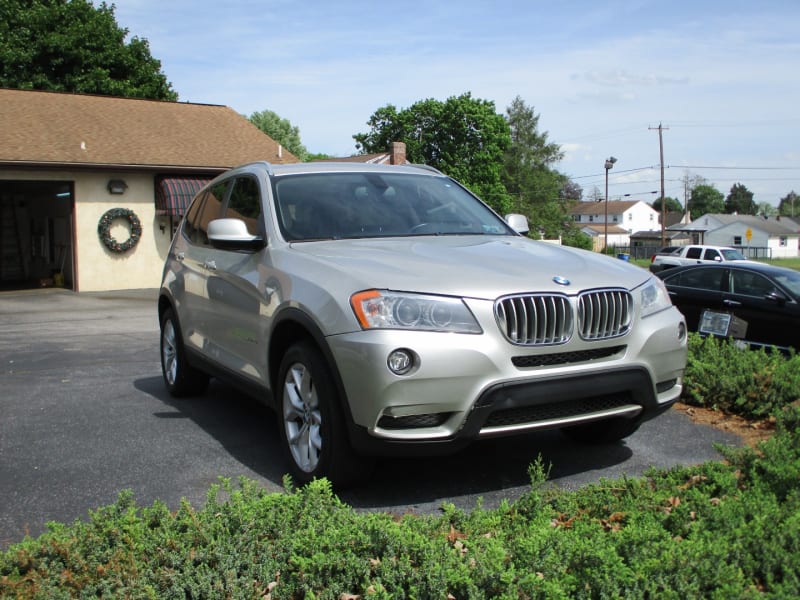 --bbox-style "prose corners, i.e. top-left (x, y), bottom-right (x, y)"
top-left (682, 333), bottom-right (800, 418)
top-left (3, 407), bottom-right (800, 598)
